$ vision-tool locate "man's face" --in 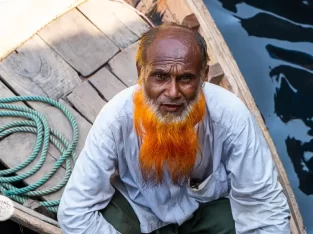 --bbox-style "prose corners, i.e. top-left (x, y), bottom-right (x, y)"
top-left (139, 29), bottom-right (207, 120)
